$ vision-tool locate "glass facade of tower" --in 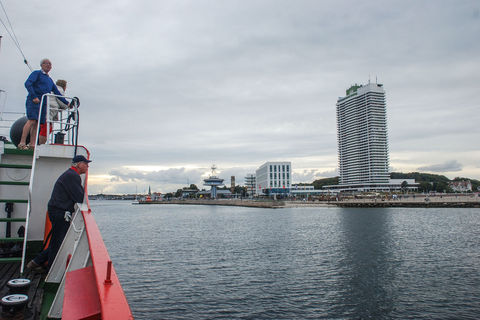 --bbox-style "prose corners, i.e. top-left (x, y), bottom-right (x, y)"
top-left (336, 83), bottom-right (389, 186)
